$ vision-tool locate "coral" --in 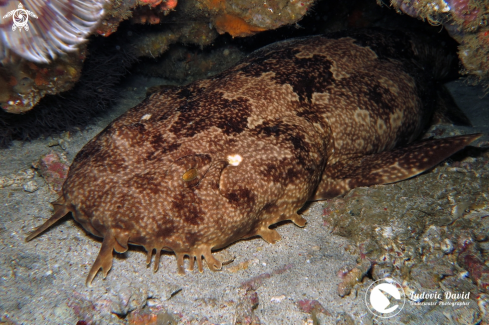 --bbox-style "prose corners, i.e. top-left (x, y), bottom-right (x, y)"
top-left (0, 33), bottom-right (136, 147)
top-left (201, 0), bottom-right (315, 33)
top-left (0, 50), bottom-right (85, 113)
top-left (0, 0), bottom-right (129, 115)
top-left (0, 0), bottom-right (316, 116)
top-left (96, 0), bottom-right (136, 37)
top-left (131, 0), bottom-right (178, 25)
top-left (380, 0), bottom-right (489, 89)
top-left (0, 0), bottom-right (105, 63)
top-left (6, 0), bottom-right (473, 147)
top-left (139, 0), bottom-right (165, 6)
top-left (206, 0), bottom-right (314, 40)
